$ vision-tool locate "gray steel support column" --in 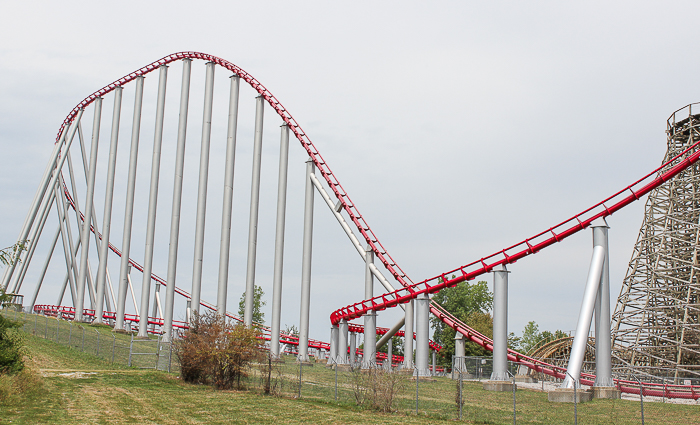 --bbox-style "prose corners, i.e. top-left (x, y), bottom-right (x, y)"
top-left (387, 337), bottom-right (393, 368)
top-left (270, 124), bottom-right (290, 358)
top-left (363, 245), bottom-right (376, 369)
top-left (150, 283), bottom-right (161, 333)
top-left (116, 75), bottom-right (144, 334)
top-left (163, 59), bottom-right (192, 342)
top-left (414, 293), bottom-right (431, 377)
top-left (28, 222), bottom-right (62, 309)
top-left (134, 66), bottom-right (167, 332)
top-left (328, 325), bottom-right (338, 365)
top-left (455, 333), bottom-right (465, 373)
top-left (349, 332), bottom-right (356, 365)
top-left (338, 319), bottom-right (349, 364)
top-left (190, 62), bottom-right (216, 317)
top-left (75, 100), bottom-right (103, 322)
top-left (244, 95), bottom-right (265, 326)
top-left (403, 299), bottom-right (414, 369)
top-left (593, 218), bottom-right (614, 388)
top-left (298, 159), bottom-right (315, 362)
top-left (94, 87), bottom-right (123, 324)
top-left (216, 75), bottom-right (240, 317)
top-left (53, 183), bottom-right (79, 307)
top-left (490, 265), bottom-right (510, 381)
top-left (57, 176), bottom-right (80, 296)
top-left (561, 244), bottom-right (606, 389)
